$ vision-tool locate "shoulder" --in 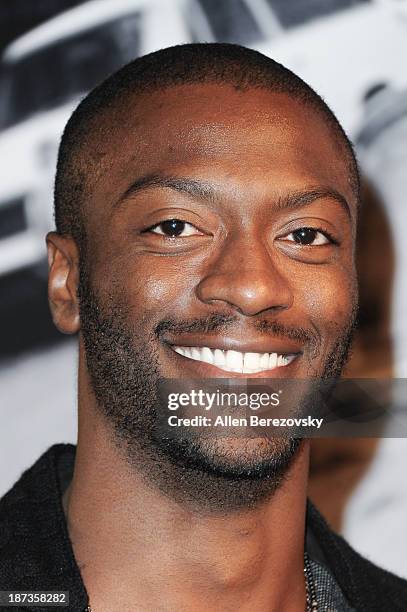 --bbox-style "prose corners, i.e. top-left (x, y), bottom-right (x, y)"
top-left (308, 501), bottom-right (407, 611)
top-left (0, 444), bottom-right (75, 585)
